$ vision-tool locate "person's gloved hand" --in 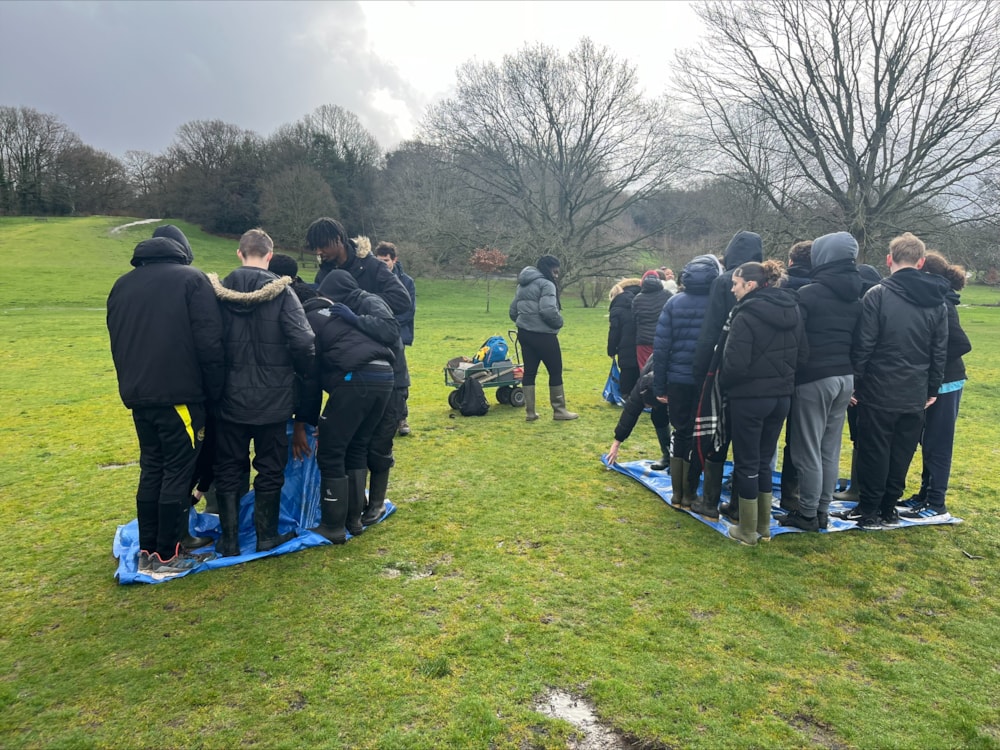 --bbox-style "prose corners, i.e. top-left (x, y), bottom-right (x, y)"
top-left (329, 303), bottom-right (359, 326)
